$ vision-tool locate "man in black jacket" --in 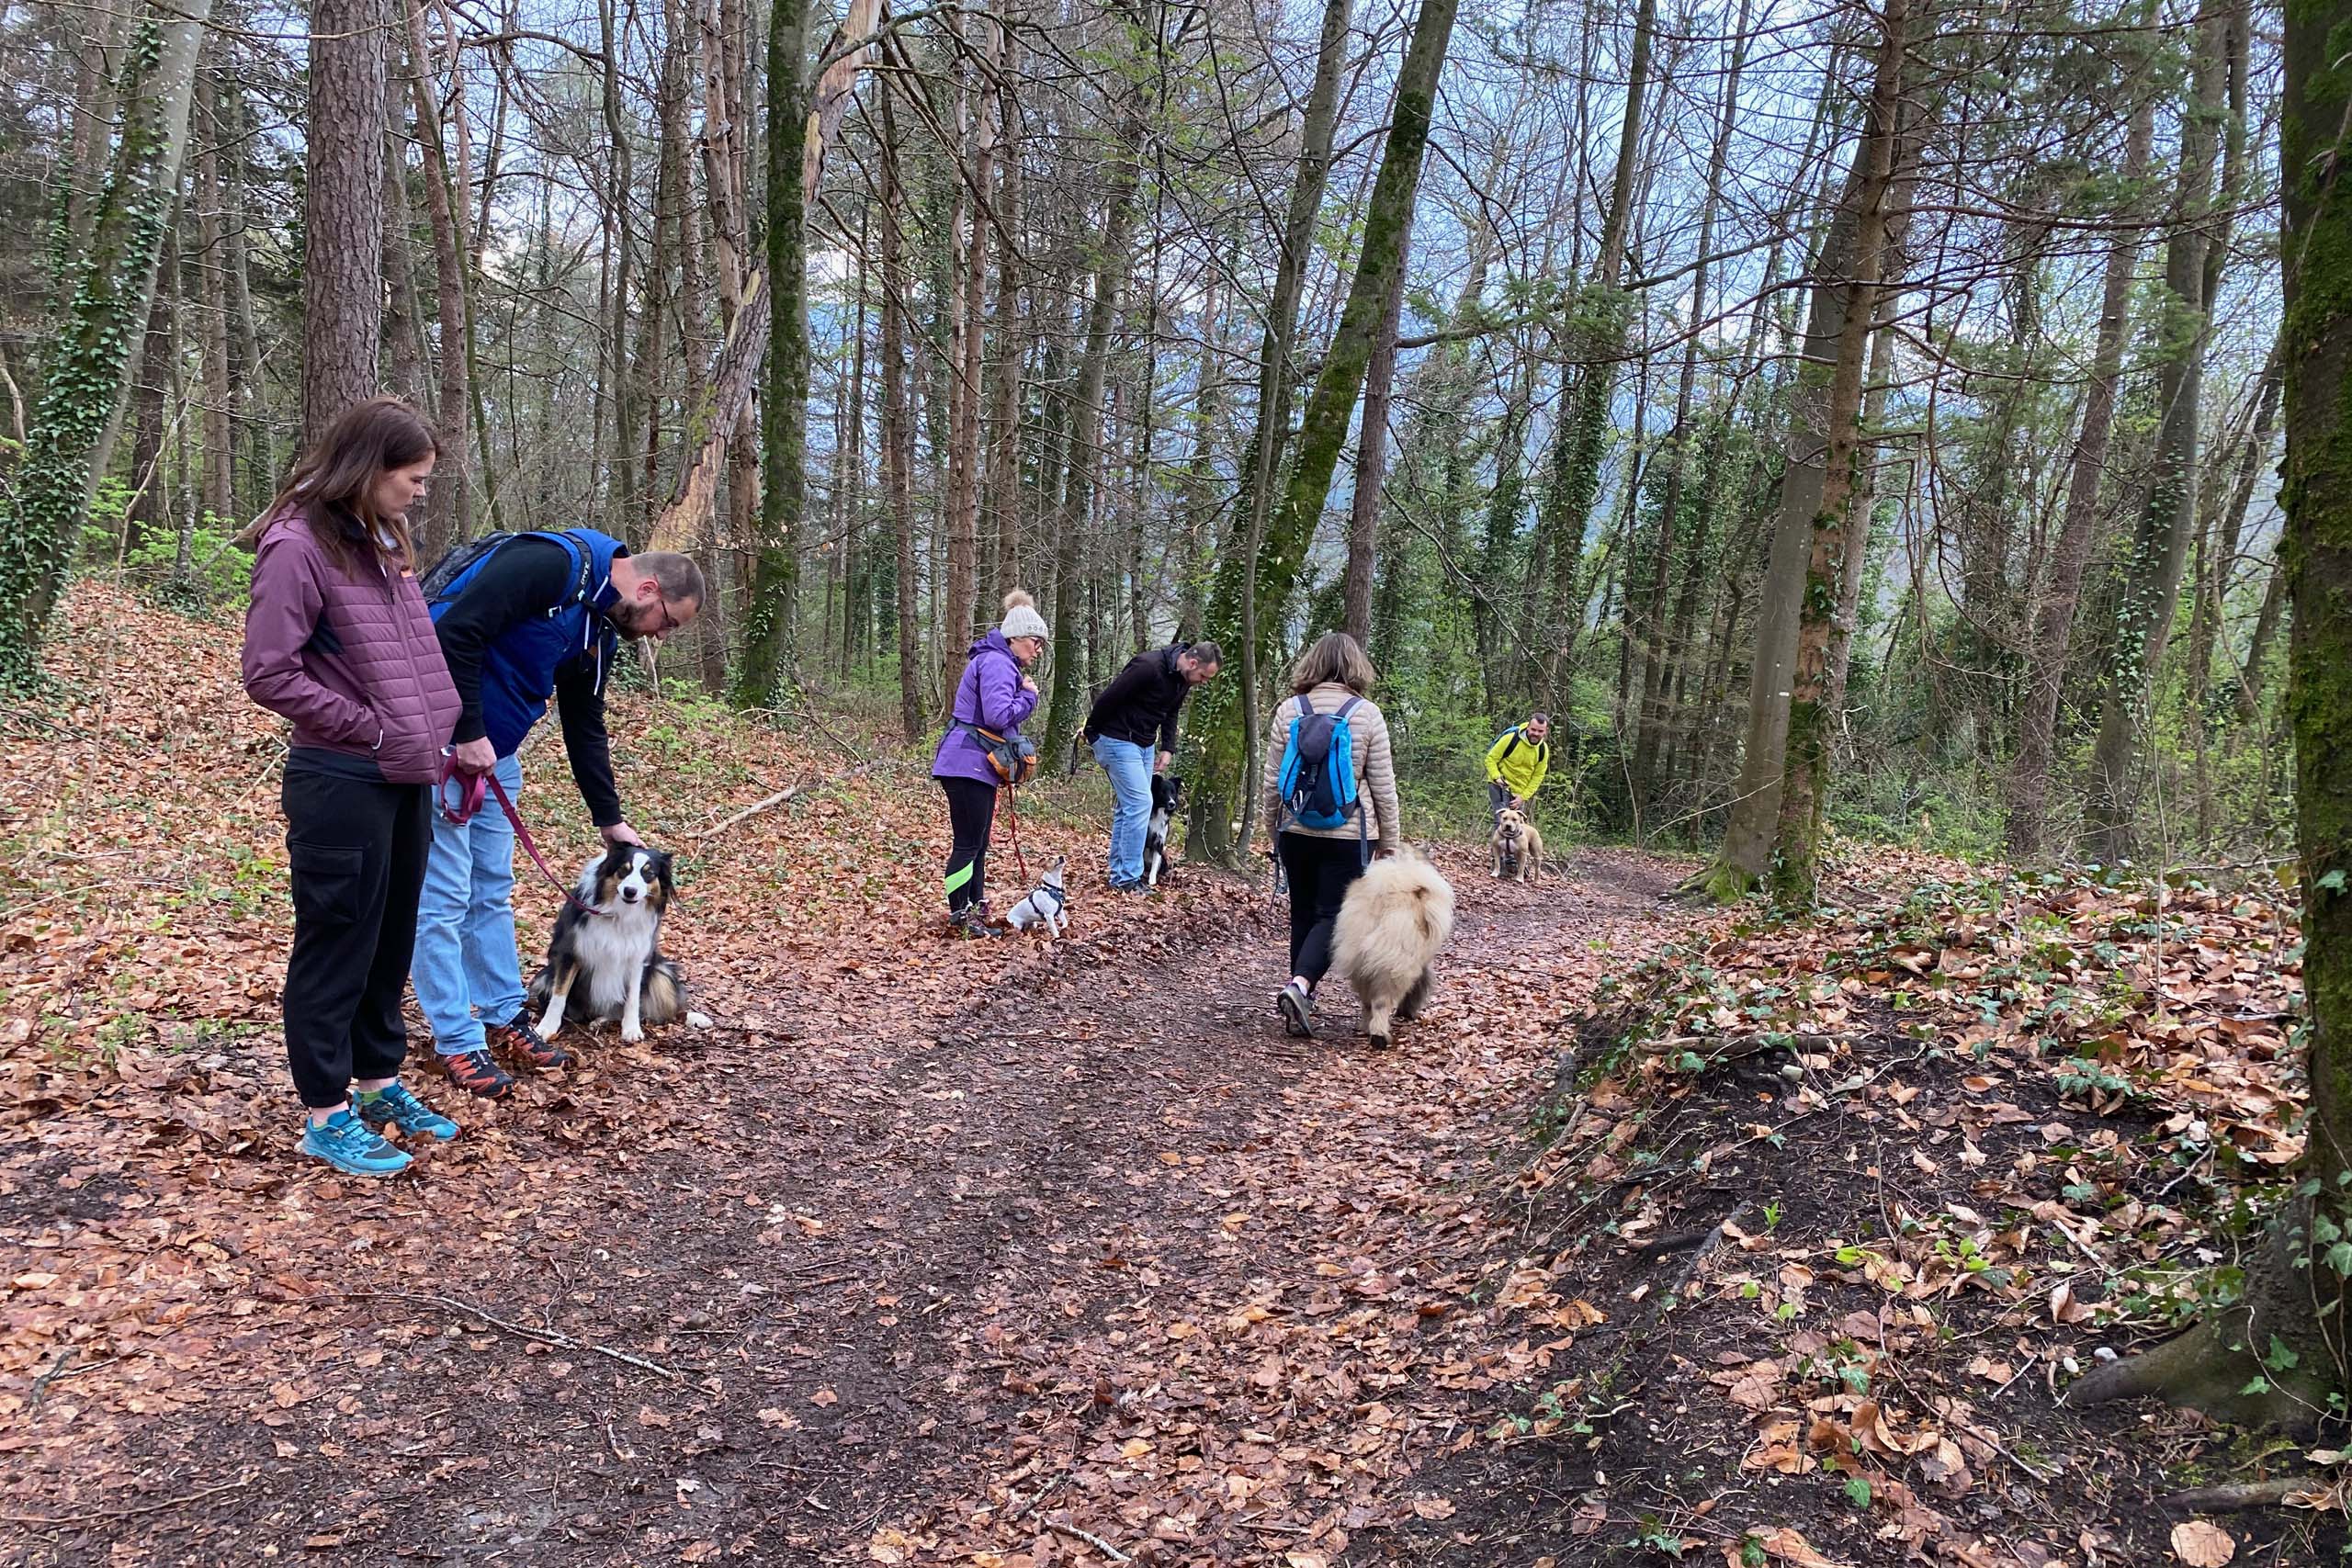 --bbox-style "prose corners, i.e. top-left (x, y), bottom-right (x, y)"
top-left (1082, 640), bottom-right (1221, 889)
